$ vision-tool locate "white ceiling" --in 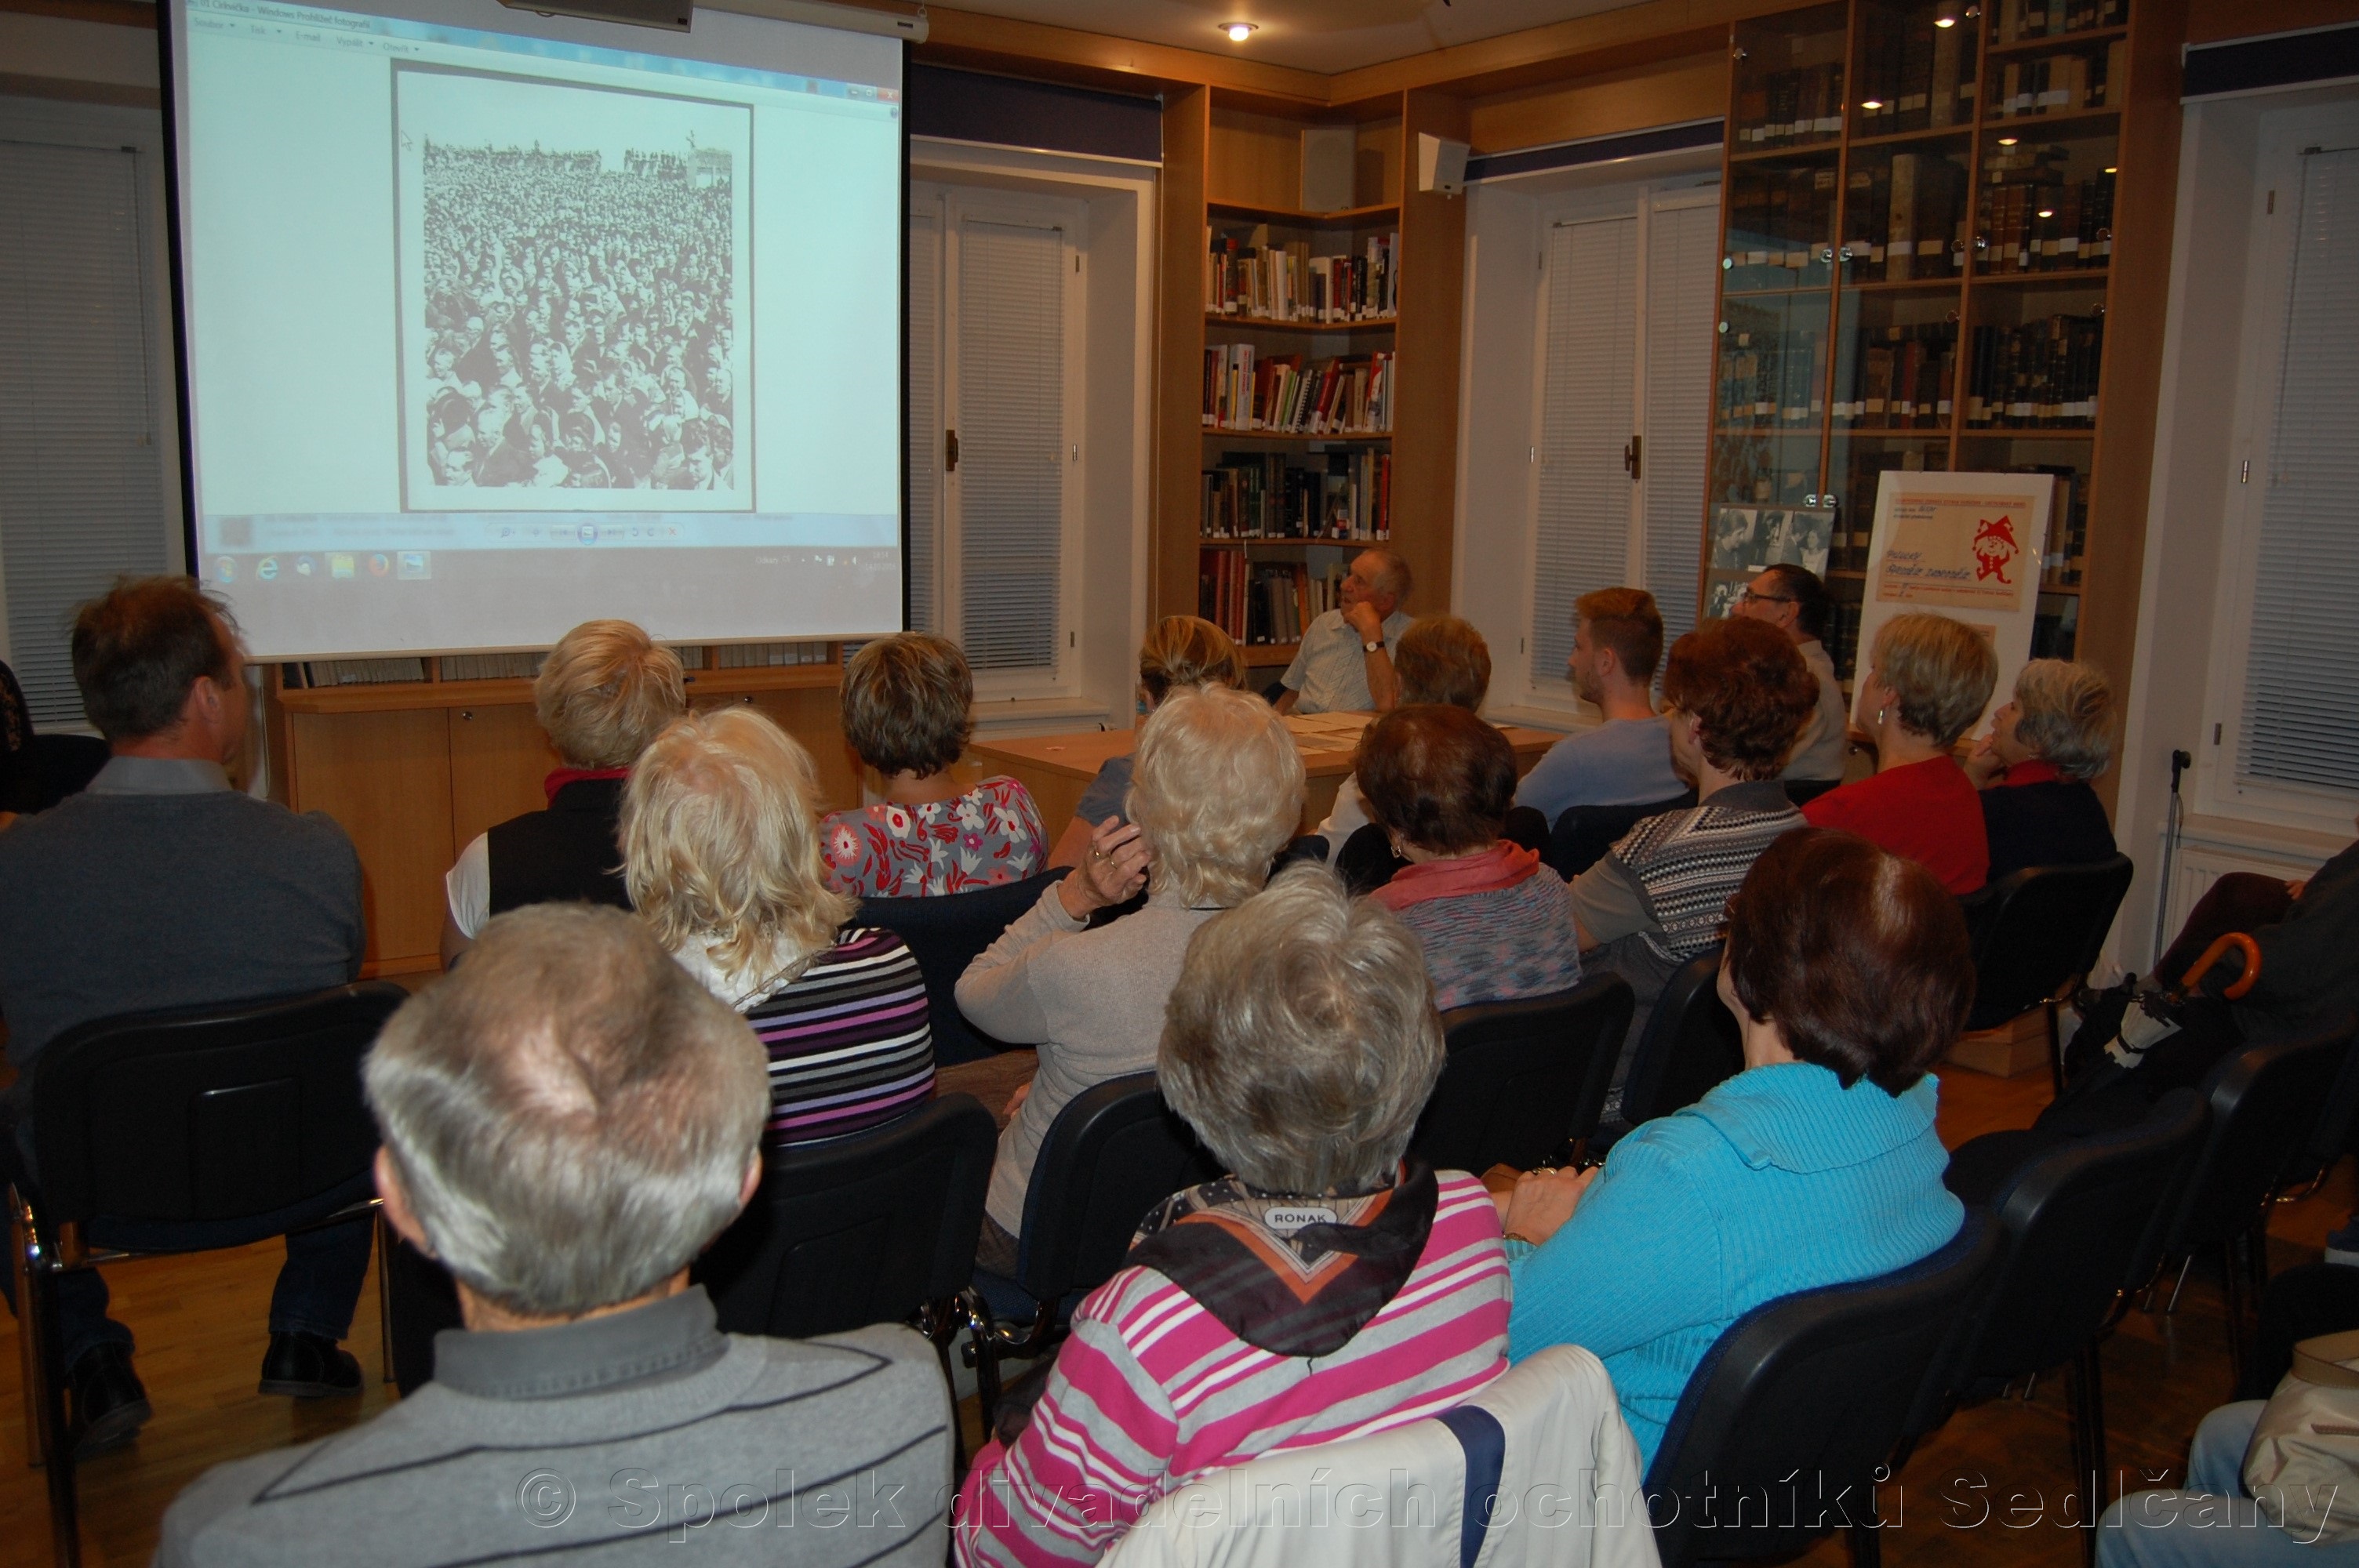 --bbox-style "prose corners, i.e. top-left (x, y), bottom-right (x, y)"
top-left (940, 0), bottom-right (1653, 75)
